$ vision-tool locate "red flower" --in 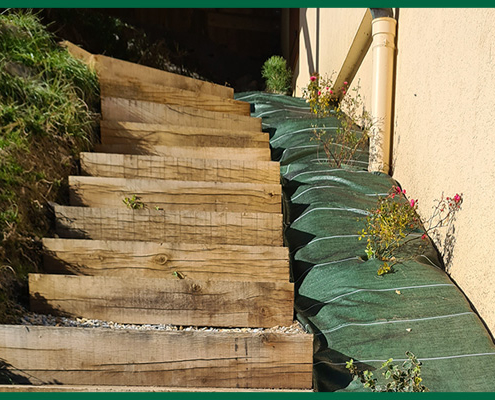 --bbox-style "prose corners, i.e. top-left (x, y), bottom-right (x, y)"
top-left (310, 76), bottom-right (317, 82)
